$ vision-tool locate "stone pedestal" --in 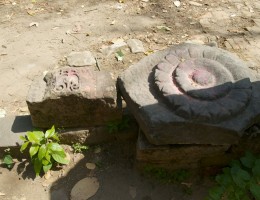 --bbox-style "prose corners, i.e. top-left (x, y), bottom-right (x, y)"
top-left (118, 43), bottom-right (260, 169)
top-left (27, 67), bottom-right (121, 128)
top-left (136, 132), bottom-right (230, 170)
